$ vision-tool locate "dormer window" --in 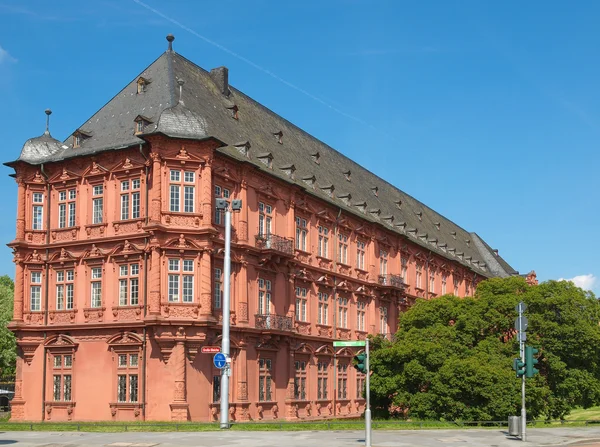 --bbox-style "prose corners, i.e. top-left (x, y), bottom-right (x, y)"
top-left (234, 141), bottom-right (250, 157)
top-left (73, 130), bottom-right (91, 148)
top-left (257, 152), bottom-right (273, 169)
top-left (133, 115), bottom-right (152, 135)
top-left (273, 130), bottom-right (283, 144)
top-left (415, 211), bottom-right (422, 221)
top-left (394, 200), bottom-right (402, 209)
top-left (280, 164), bottom-right (296, 178)
top-left (354, 201), bottom-right (367, 213)
top-left (311, 152), bottom-right (320, 164)
top-left (371, 186), bottom-right (378, 197)
top-left (369, 209), bottom-right (381, 218)
top-left (320, 184), bottom-right (334, 198)
top-left (302, 175), bottom-right (316, 188)
top-left (338, 193), bottom-right (351, 205)
top-left (137, 77), bottom-right (150, 94)
top-left (434, 222), bottom-right (441, 230)
top-left (343, 170), bottom-right (351, 181)
top-left (395, 222), bottom-right (406, 231)
top-left (227, 104), bottom-right (239, 120)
